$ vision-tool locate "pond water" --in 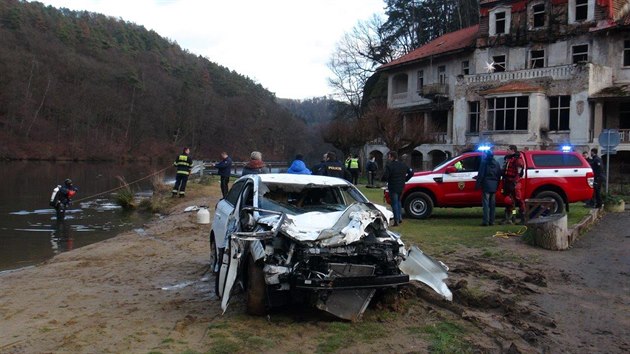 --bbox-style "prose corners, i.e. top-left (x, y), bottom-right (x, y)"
top-left (0, 161), bottom-right (173, 271)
